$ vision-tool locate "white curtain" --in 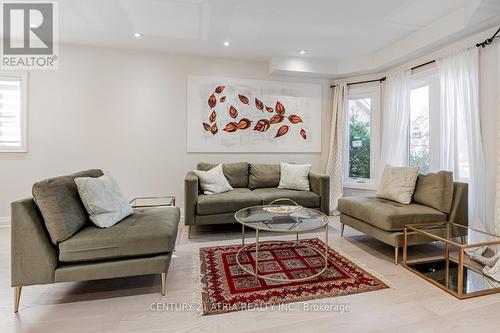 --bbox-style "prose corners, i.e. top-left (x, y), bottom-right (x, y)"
top-left (326, 82), bottom-right (347, 213)
top-left (437, 47), bottom-right (487, 232)
top-left (380, 70), bottom-right (411, 169)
